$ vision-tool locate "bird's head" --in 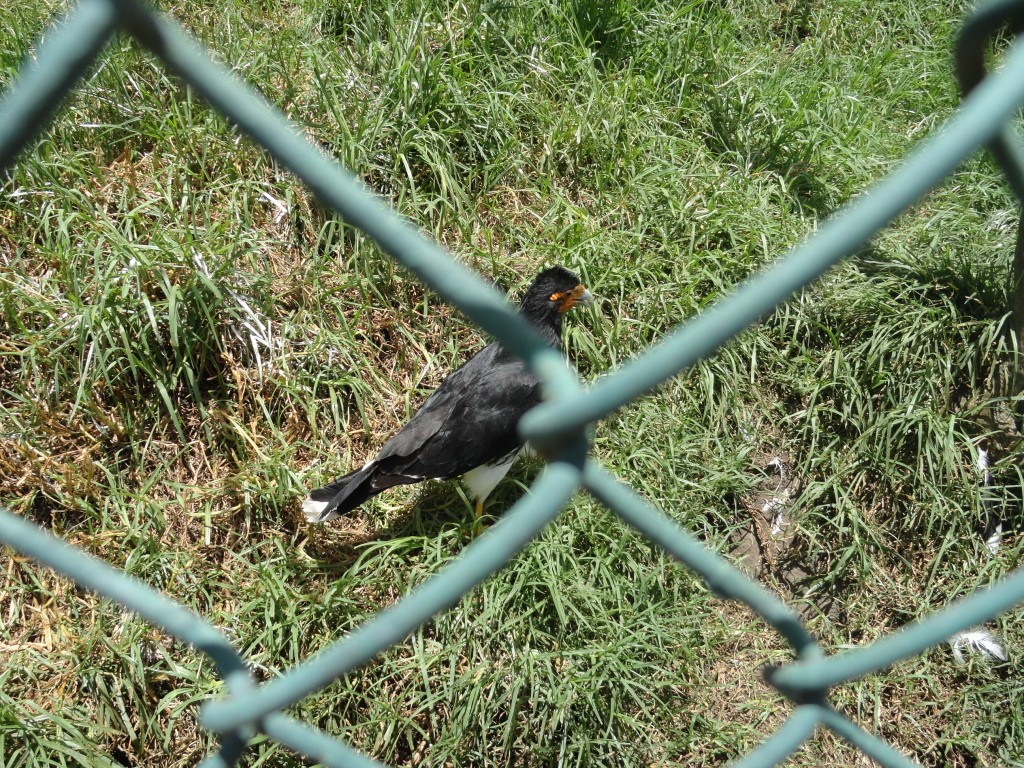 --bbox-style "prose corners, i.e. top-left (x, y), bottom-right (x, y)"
top-left (518, 266), bottom-right (593, 340)
top-left (522, 266), bottom-right (592, 312)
